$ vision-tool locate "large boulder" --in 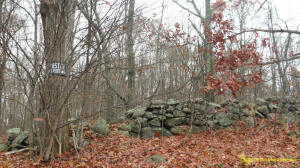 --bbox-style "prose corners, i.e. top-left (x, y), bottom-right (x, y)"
top-left (92, 118), bottom-right (110, 136)
top-left (6, 128), bottom-right (21, 141)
